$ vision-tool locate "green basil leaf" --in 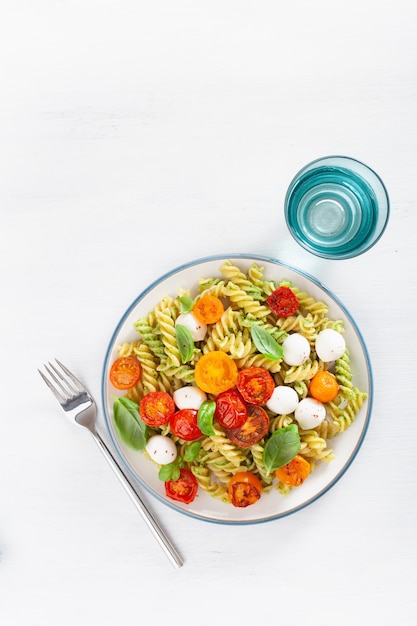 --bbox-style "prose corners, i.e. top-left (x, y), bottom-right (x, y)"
top-left (179, 295), bottom-right (194, 314)
top-left (113, 397), bottom-right (149, 451)
top-left (262, 424), bottom-right (301, 475)
top-left (158, 462), bottom-right (180, 482)
top-left (183, 441), bottom-right (201, 462)
top-left (197, 400), bottom-right (216, 436)
top-left (175, 324), bottom-right (195, 363)
top-left (113, 395), bottom-right (139, 411)
top-left (251, 324), bottom-right (284, 360)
